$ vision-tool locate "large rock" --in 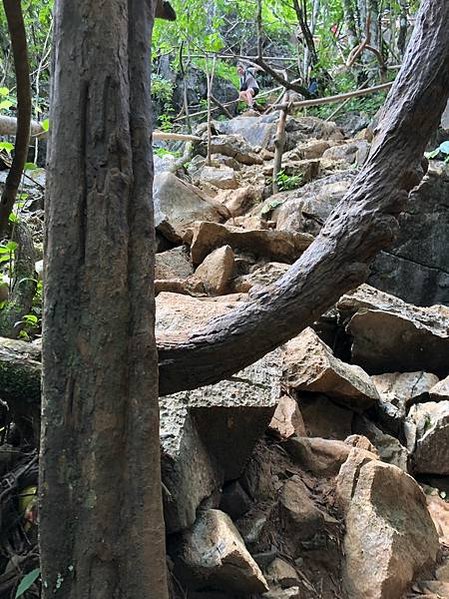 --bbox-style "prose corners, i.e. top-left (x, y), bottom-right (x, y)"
top-left (371, 371), bottom-right (439, 435)
top-left (283, 328), bottom-right (380, 411)
top-left (274, 171), bottom-right (355, 236)
top-left (406, 401), bottom-right (449, 475)
top-left (160, 396), bottom-right (219, 533)
top-left (199, 165), bottom-right (239, 190)
top-left (215, 114), bottom-right (343, 152)
top-left (232, 262), bottom-right (290, 293)
top-left (353, 416), bottom-right (409, 471)
top-left (285, 436), bottom-right (353, 477)
top-left (209, 134), bottom-right (263, 165)
top-left (188, 221), bottom-right (313, 266)
top-left (156, 291), bottom-right (244, 337)
top-left (277, 476), bottom-right (325, 551)
top-left (191, 245), bottom-right (235, 295)
top-left (369, 162), bottom-right (449, 306)
top-left (166, 349), bottom-right (282, 481)
top-left (154, 172), bottom-right (222, 242)
top-left (430, 375), bottom-right (449, 401)
top-left (176, 509), bottom-right (268, 594)
top-left (339, 459), bottom-right (439, 599)
top-left (338, 284), bottom-right (449, 377)
top-left (155, 246), bottom-right (193, 280)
